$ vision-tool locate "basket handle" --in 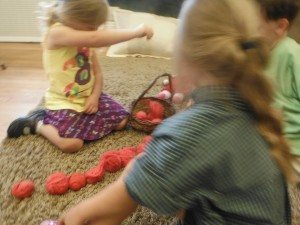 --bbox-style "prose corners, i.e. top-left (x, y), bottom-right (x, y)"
top-left (132, 73), bottom-right (173, 109)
